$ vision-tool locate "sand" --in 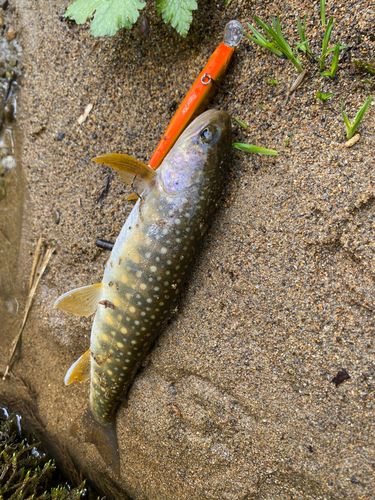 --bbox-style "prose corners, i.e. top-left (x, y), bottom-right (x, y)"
top-left (0, 0), bottom-right (374, 498)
